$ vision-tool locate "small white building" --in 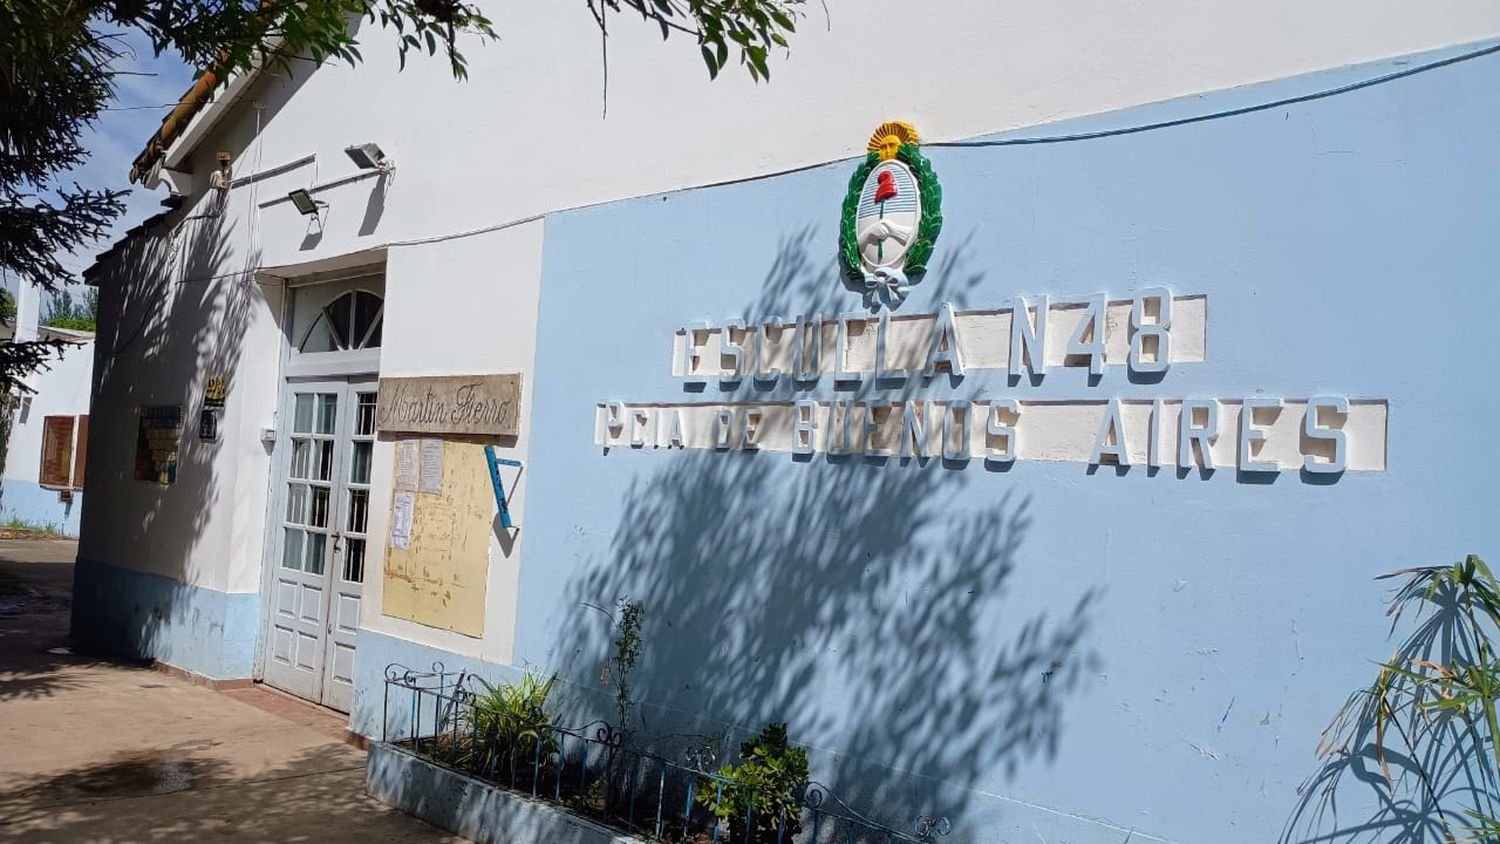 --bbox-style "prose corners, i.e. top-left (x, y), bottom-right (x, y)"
top-left (1, 280), bottom-right (94, 536)
top-left (74, 3), bottom-right (1500, 840)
